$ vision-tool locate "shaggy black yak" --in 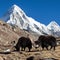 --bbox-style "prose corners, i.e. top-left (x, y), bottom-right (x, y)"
top-left (15, 37), bottom-right (32, 52)
top-left (35, 35), bottom-right (57, 50)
